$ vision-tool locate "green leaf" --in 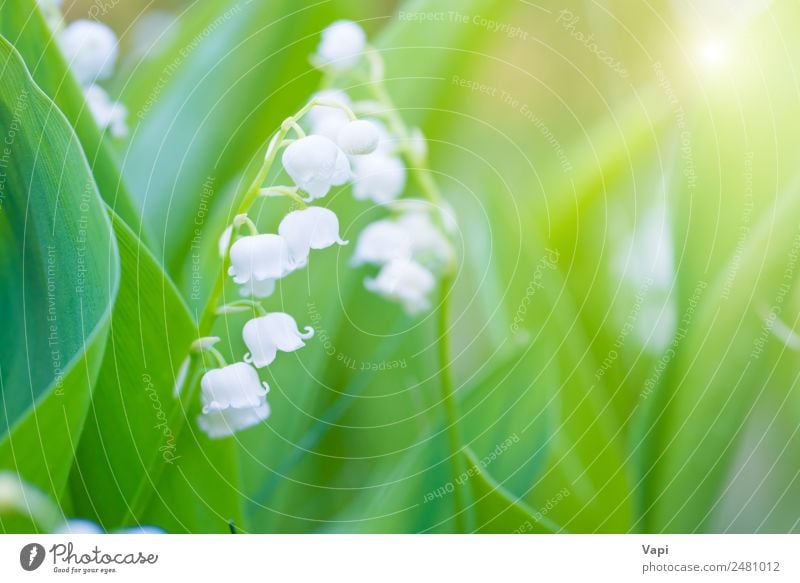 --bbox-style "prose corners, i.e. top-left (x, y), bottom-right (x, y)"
top-left (0, 36), bottom-right (119, 499)
top-left (464, 449), bottom-right (560, 533)
top-left (639, 185), bottom-right (800, 532)
top-left (0, 0), bottom-right (146, 239)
